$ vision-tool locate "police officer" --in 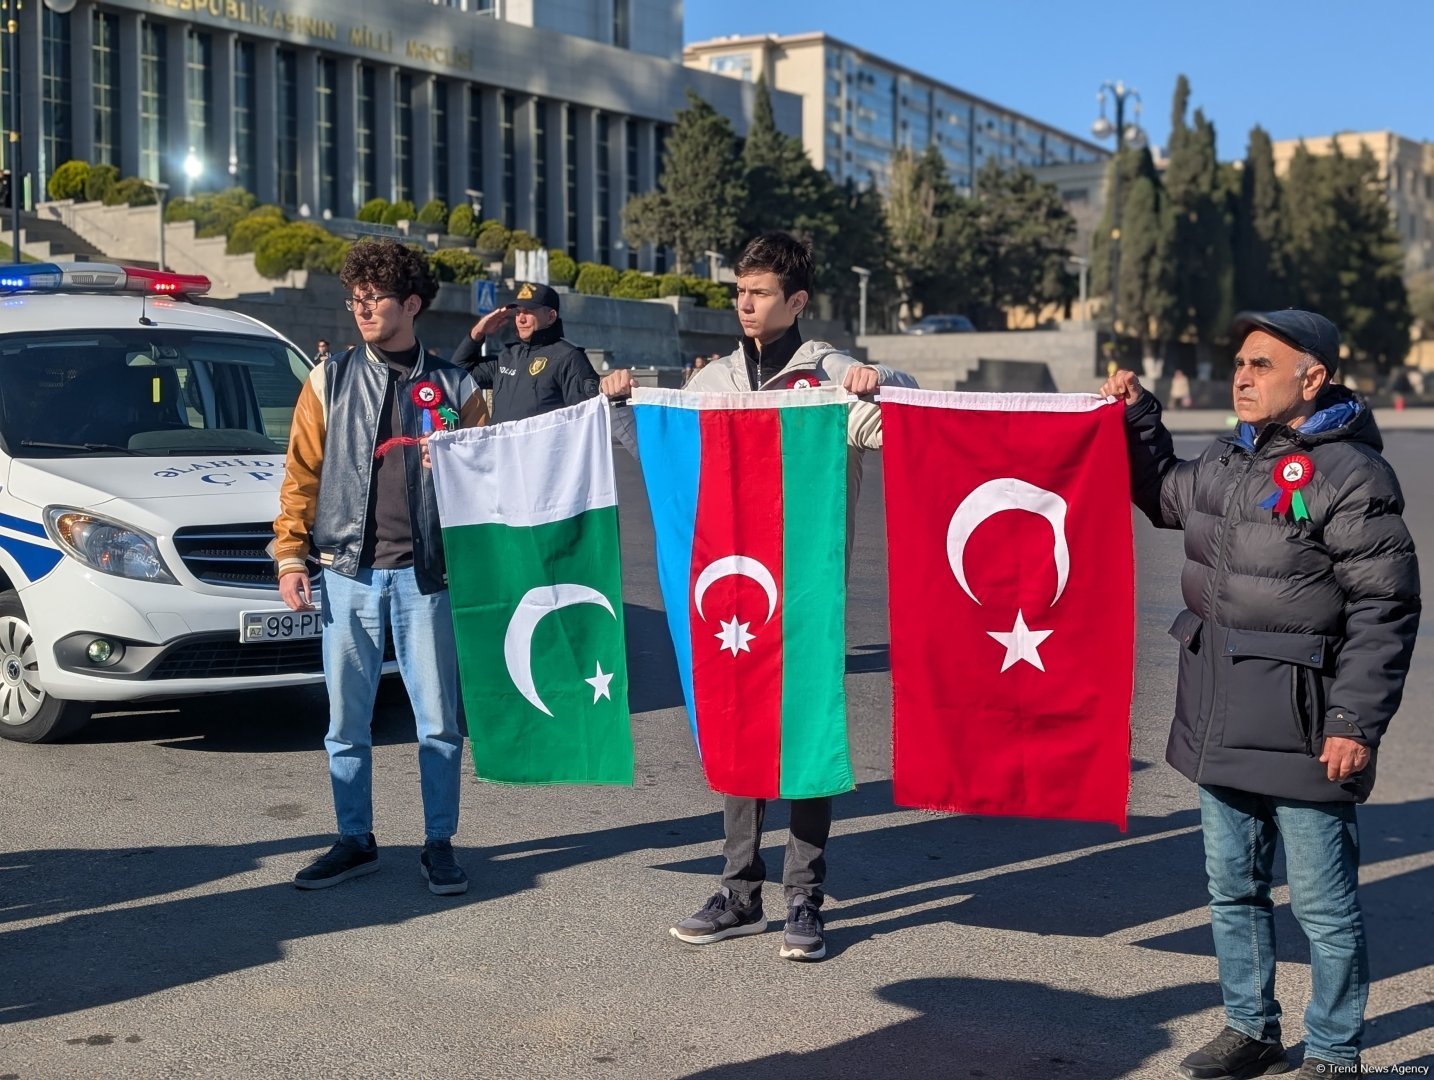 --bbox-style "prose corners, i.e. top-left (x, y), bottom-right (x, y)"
top-left (451, 281), bottom-right (600, 423)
